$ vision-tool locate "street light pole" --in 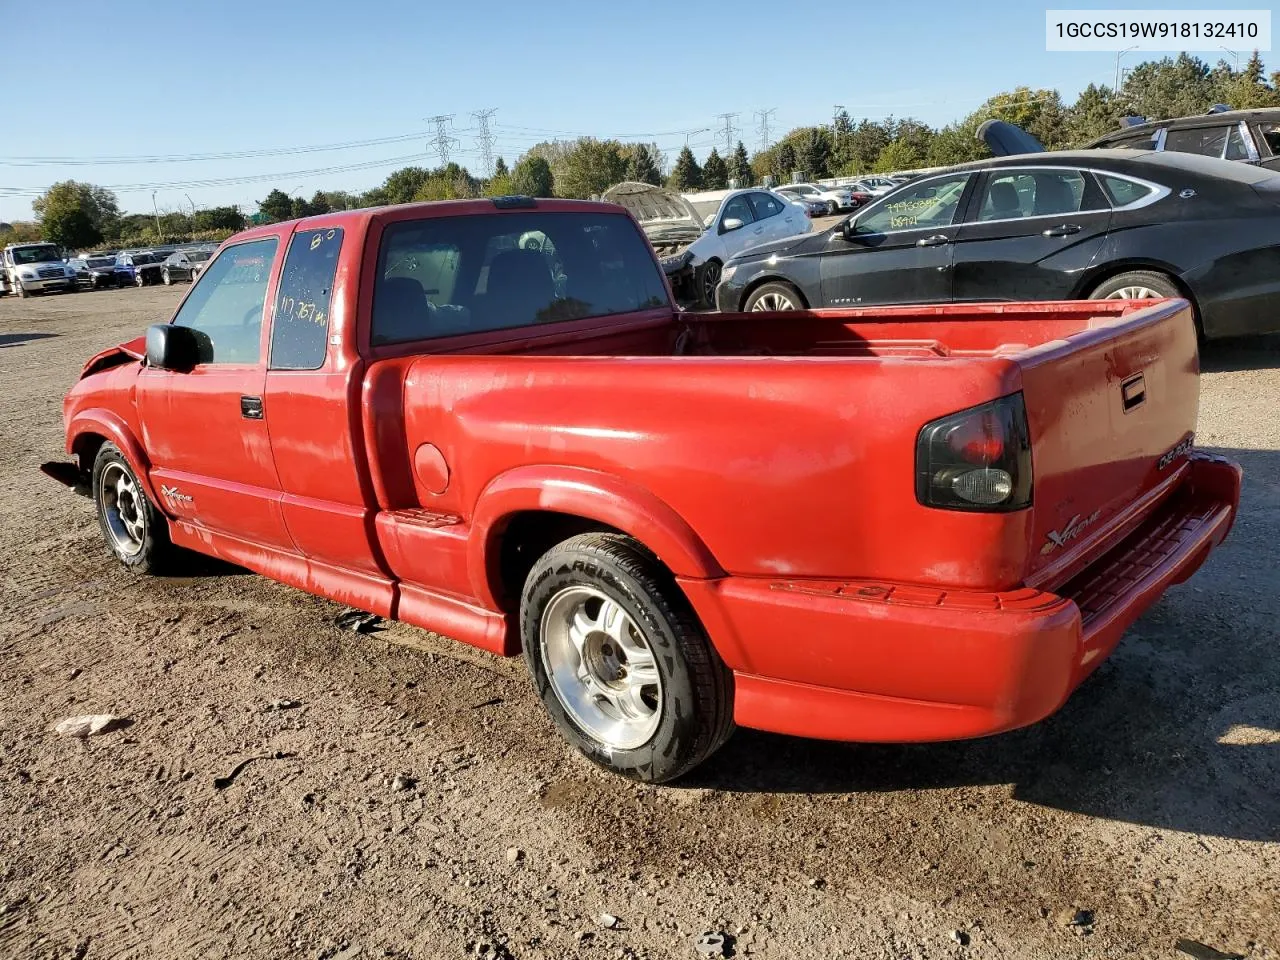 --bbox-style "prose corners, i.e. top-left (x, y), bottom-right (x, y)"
top-left (151, 191), bottom-right (162, 238)
top-left (1220, 46), bottom-right (1241, 70)
top-left (184, 193), bottom-right (196, 216)
top-left (1114, 46), bottom-right (1137, 90)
